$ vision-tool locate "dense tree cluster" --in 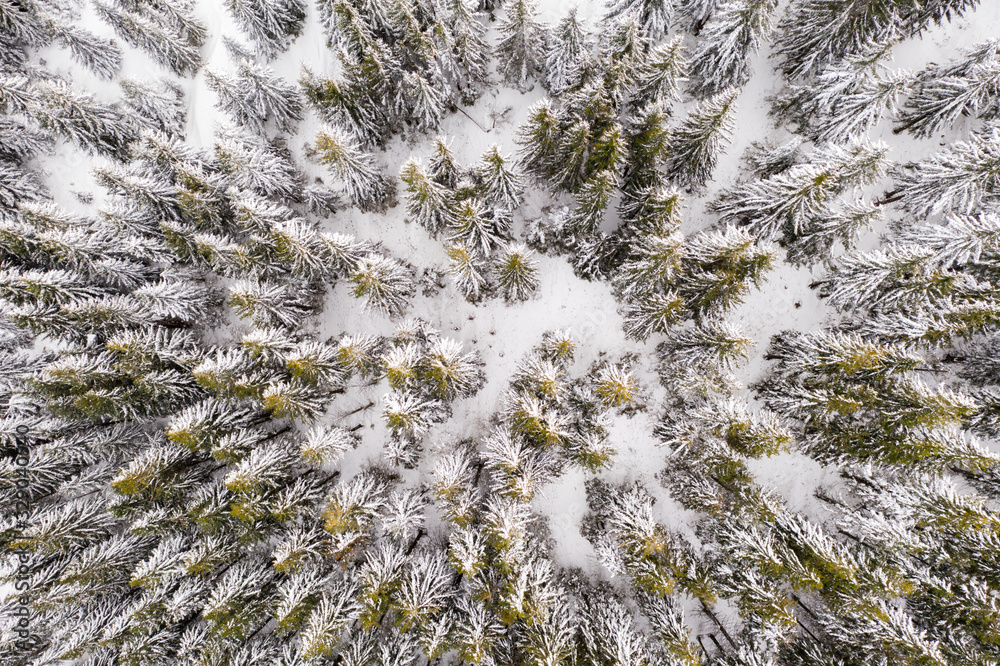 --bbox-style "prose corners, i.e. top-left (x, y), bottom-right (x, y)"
top-left (3, 0), bottom-right (1000, 665)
